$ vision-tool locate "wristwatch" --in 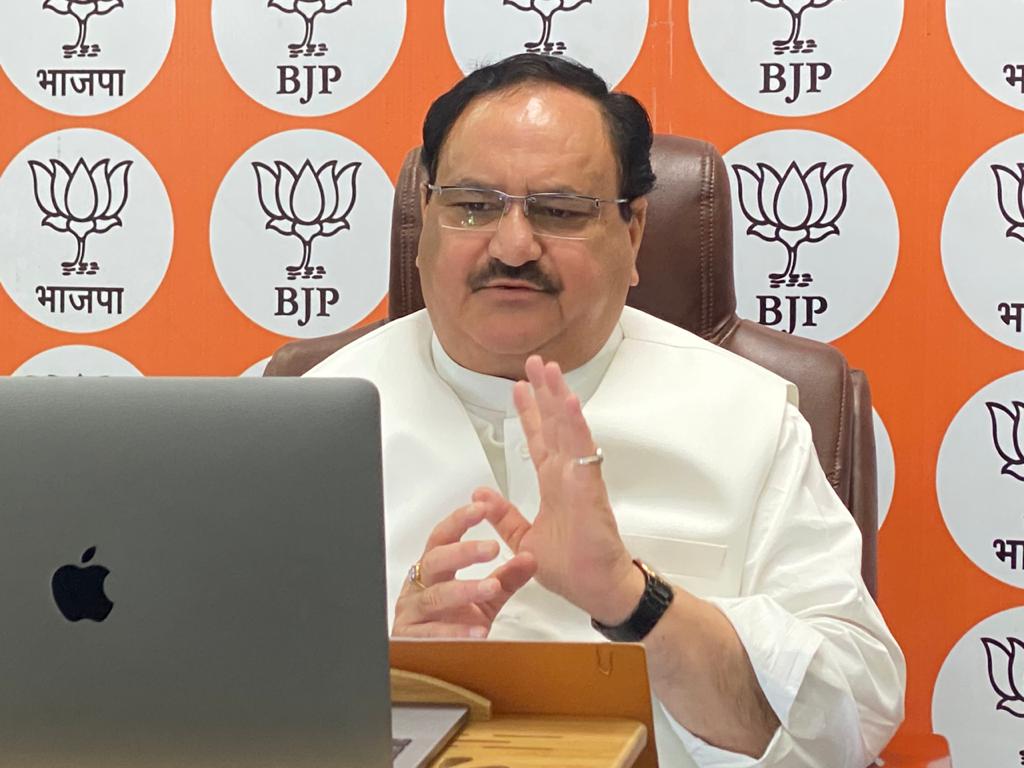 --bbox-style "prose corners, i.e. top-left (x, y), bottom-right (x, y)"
top-left (591, 559), bottom-right (674, 642)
